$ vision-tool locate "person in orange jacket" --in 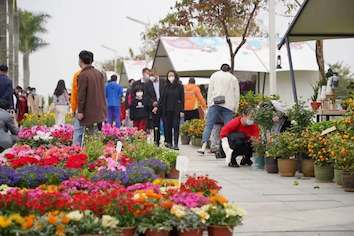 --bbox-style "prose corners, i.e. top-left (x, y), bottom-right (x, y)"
top-left (184, 78), bottom-right (207, 121)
